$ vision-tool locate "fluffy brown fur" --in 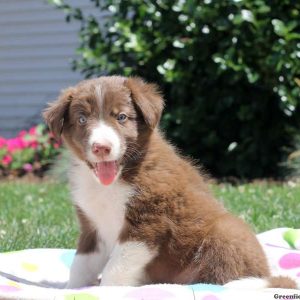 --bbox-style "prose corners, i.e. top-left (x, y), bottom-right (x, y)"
top-left (43, 76), bottom-right (296, 288)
